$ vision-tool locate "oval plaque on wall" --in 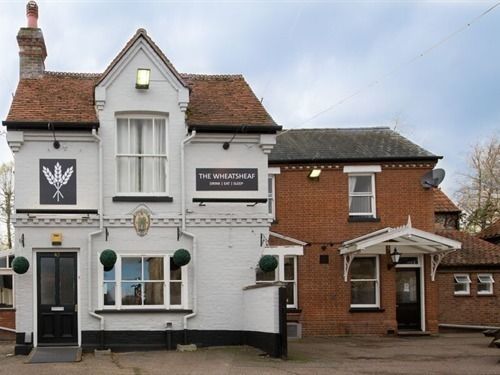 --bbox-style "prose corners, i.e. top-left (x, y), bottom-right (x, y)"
top-left (133, 208), bottom-right (151, 237)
